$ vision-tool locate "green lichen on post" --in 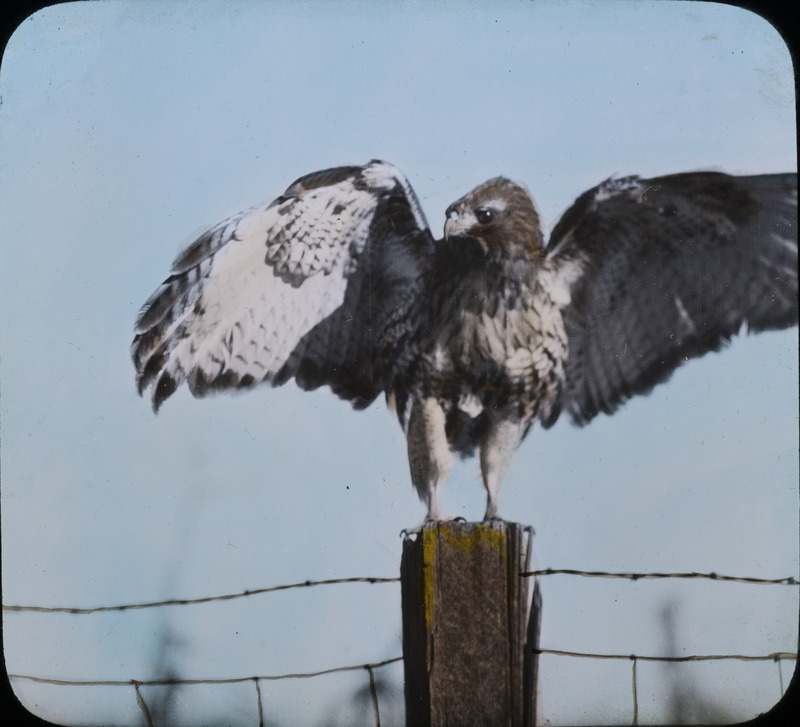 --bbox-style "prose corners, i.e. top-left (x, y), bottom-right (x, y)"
top-left (421, 521), bottom-right (509, 632)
